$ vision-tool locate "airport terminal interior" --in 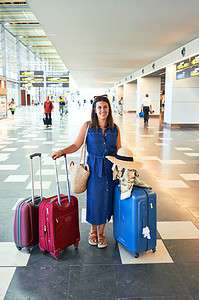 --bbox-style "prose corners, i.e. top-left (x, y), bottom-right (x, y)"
top-left (0, 1), bottom-right (199, 299)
